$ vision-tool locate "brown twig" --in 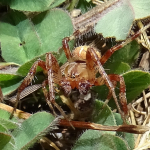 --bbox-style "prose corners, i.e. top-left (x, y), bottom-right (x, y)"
top-left (59, 119), bottom-right (149, 134)
top-left (0, 103), bottom-right (149, 134)
top-left (0, 102), bottom-right (31, 119)
top-left (73, 0), bottom-right (119, 36)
